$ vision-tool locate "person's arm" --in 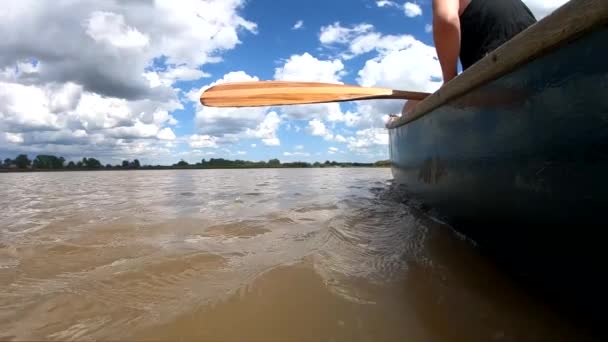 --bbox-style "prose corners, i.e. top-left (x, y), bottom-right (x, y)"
top-left (432, 0), bottom-right (461, 84)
